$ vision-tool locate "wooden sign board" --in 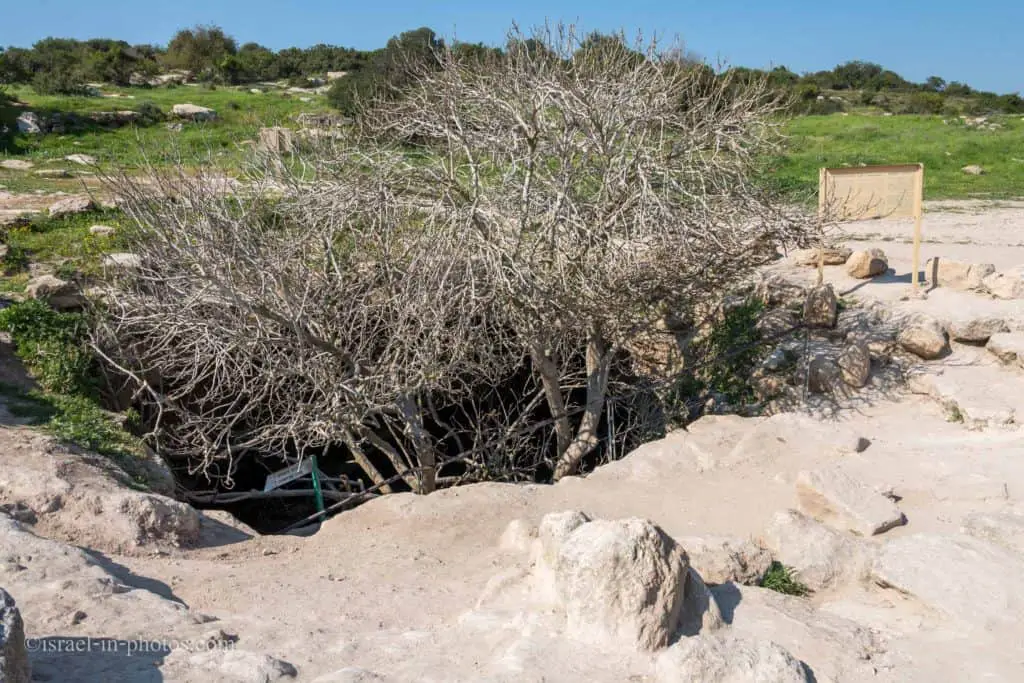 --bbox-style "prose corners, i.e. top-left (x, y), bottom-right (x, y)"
top-left (818, 163), bottom-right (925, 288)
top-left (264, 459), bottom-right (314, 492)
top-left (819, 164), bottom-right (922, 221)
